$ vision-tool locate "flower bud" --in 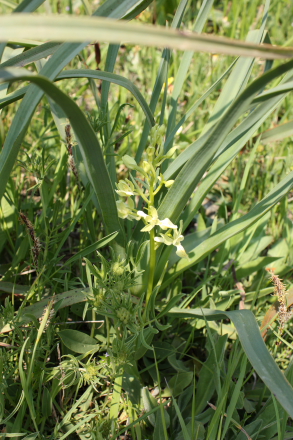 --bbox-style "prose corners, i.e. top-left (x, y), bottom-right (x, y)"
top-left (122, 155), bottom-right (138, 170)
top-left (112, 262), bottom-right (125, 276)
top-left (164, 179), bottom-right (174, 188)
top-left (146, 146), bottom-right (155, 158)
top-left (142, 160), bottom-right (152, 174)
